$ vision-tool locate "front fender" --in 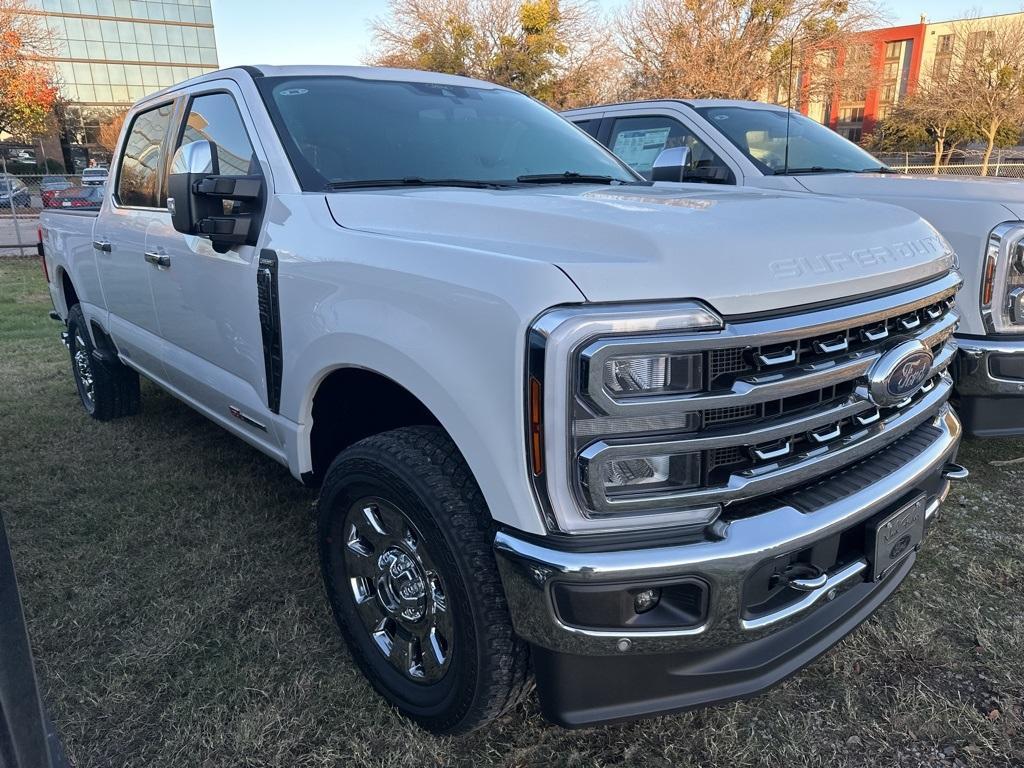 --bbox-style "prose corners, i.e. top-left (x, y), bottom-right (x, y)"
top-left (273, 222), bottom-right (584, 536)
